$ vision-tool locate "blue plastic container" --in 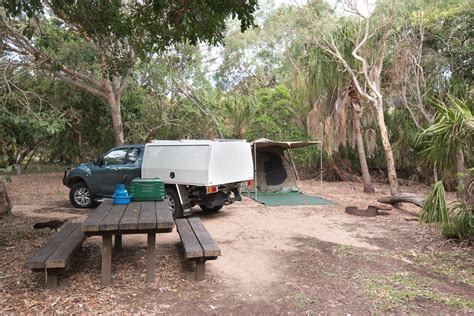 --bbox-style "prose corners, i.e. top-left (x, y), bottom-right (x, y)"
top-left (113, 184), bottom-right (132, 205)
